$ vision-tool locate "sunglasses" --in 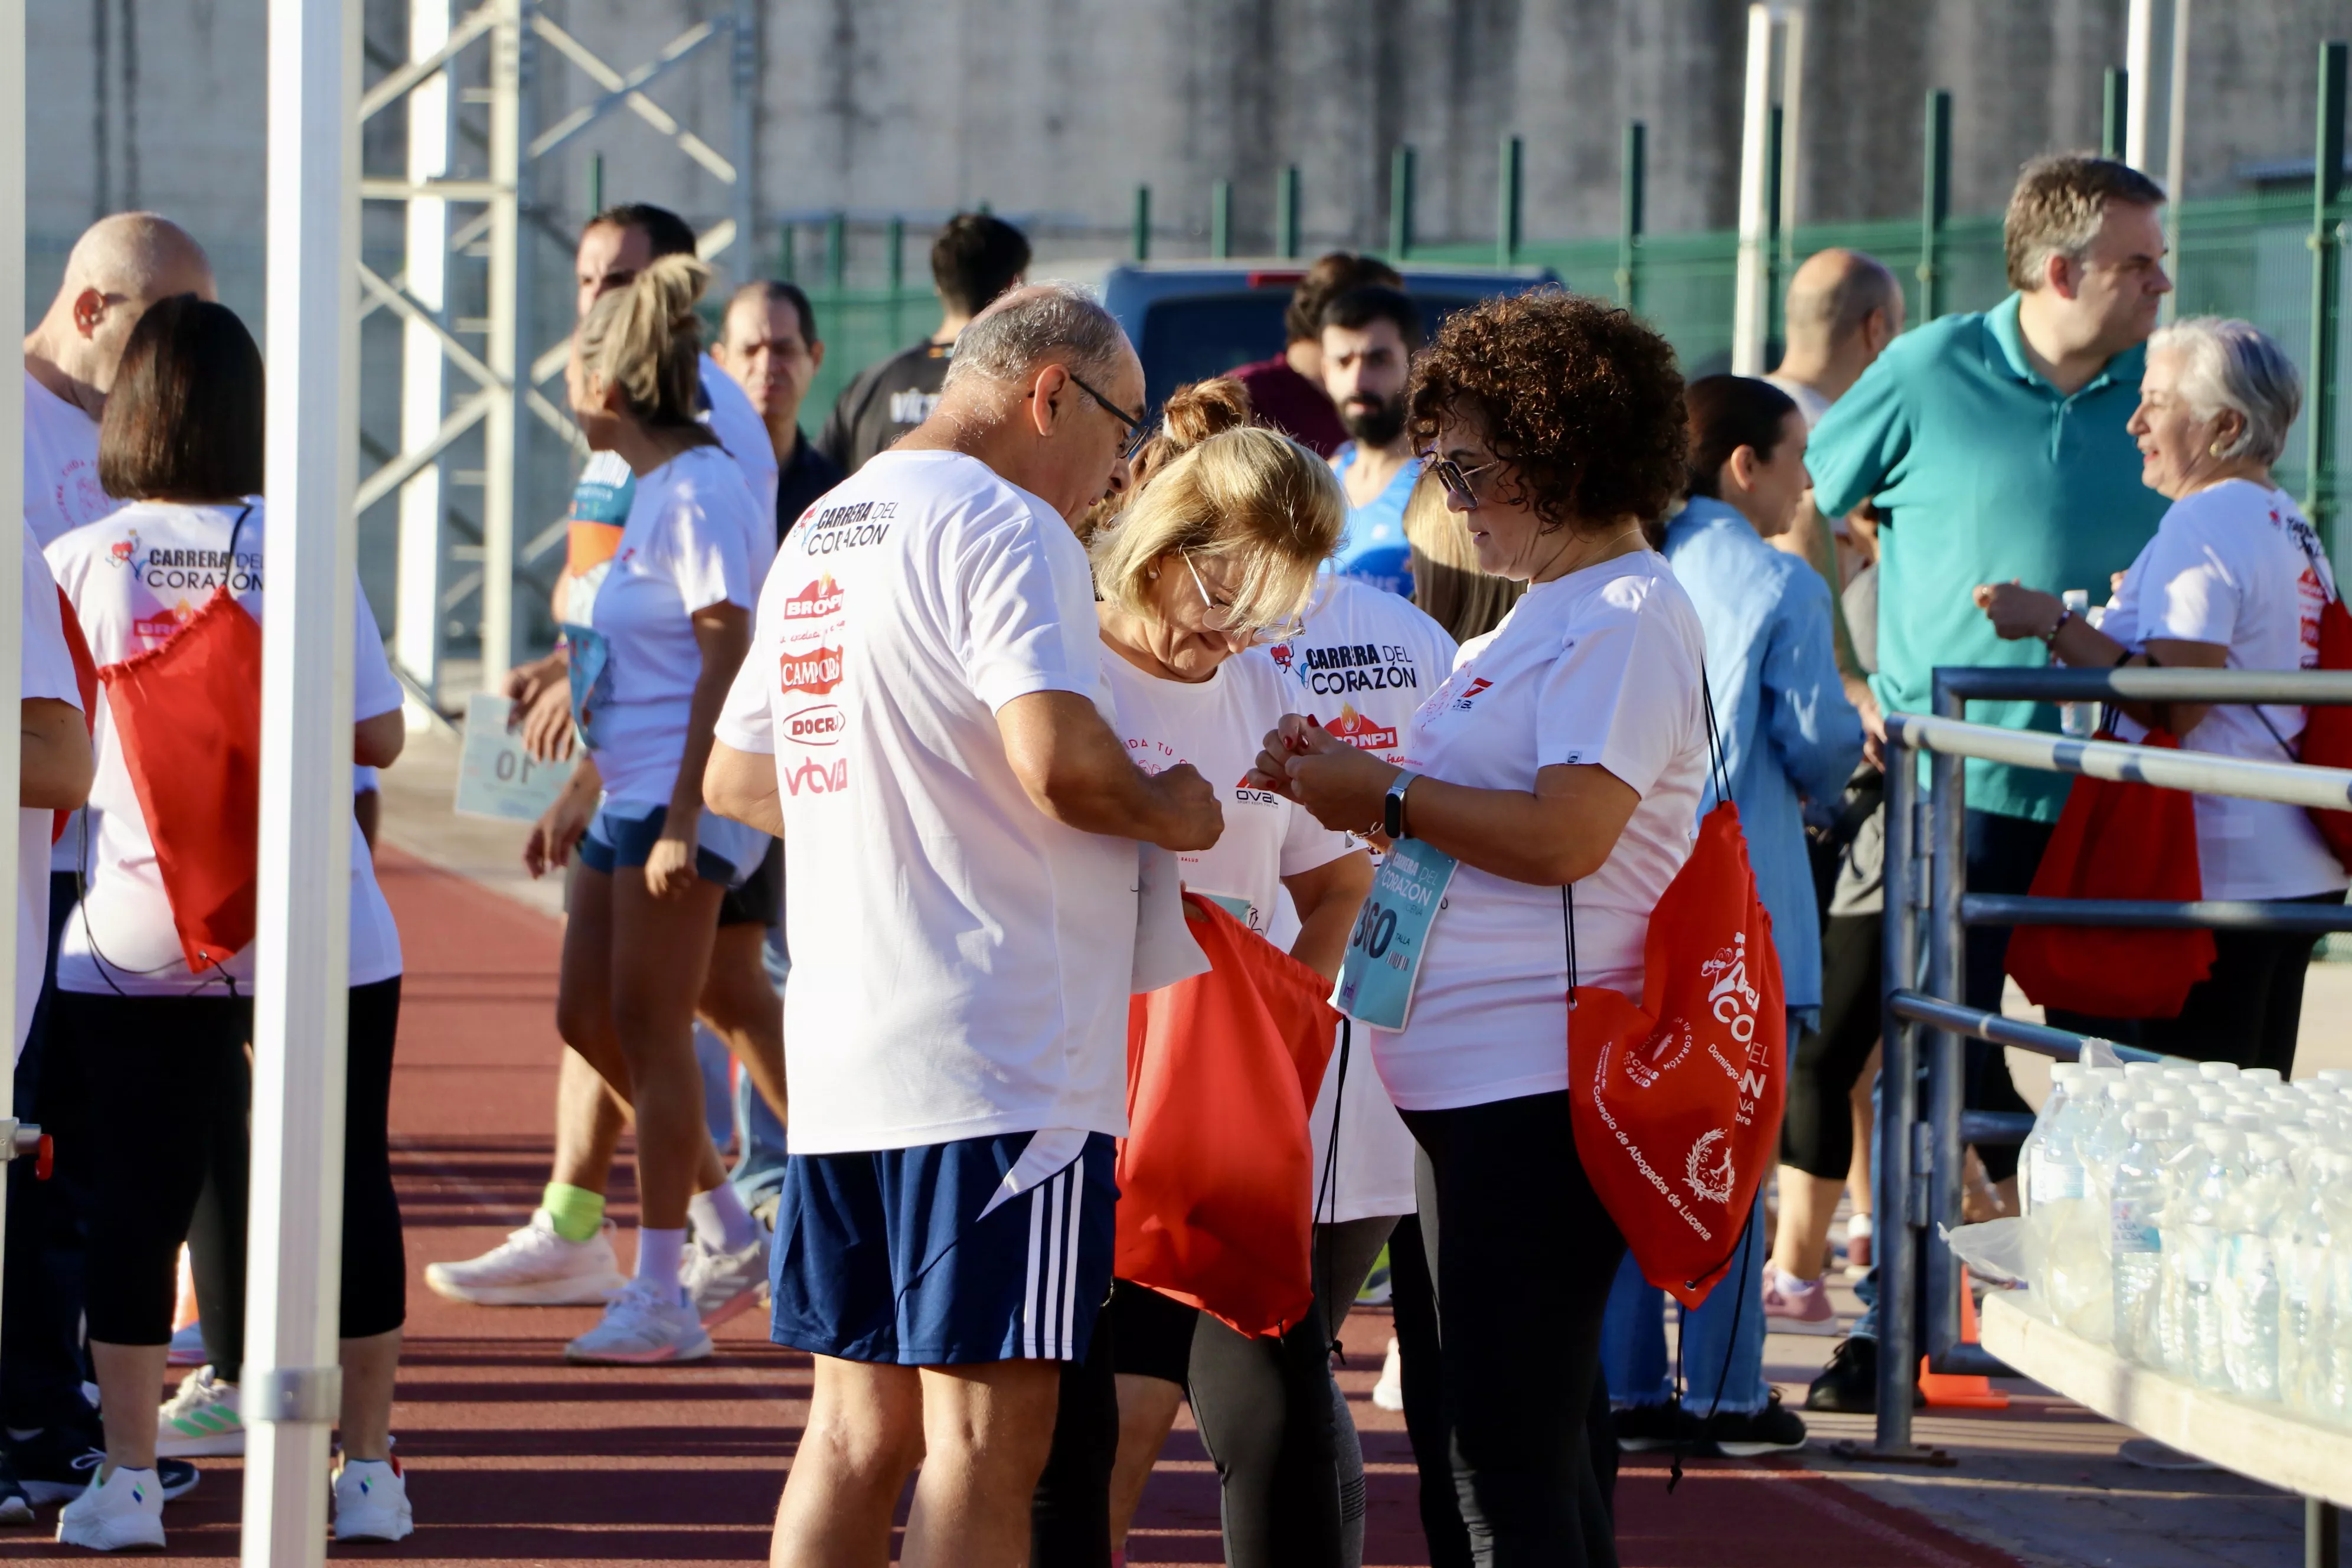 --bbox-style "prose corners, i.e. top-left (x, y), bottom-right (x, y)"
top-left (1424, 453), bottom-right (1506, 509)
top-left (1181, 551), bottom-right (1305, 643)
